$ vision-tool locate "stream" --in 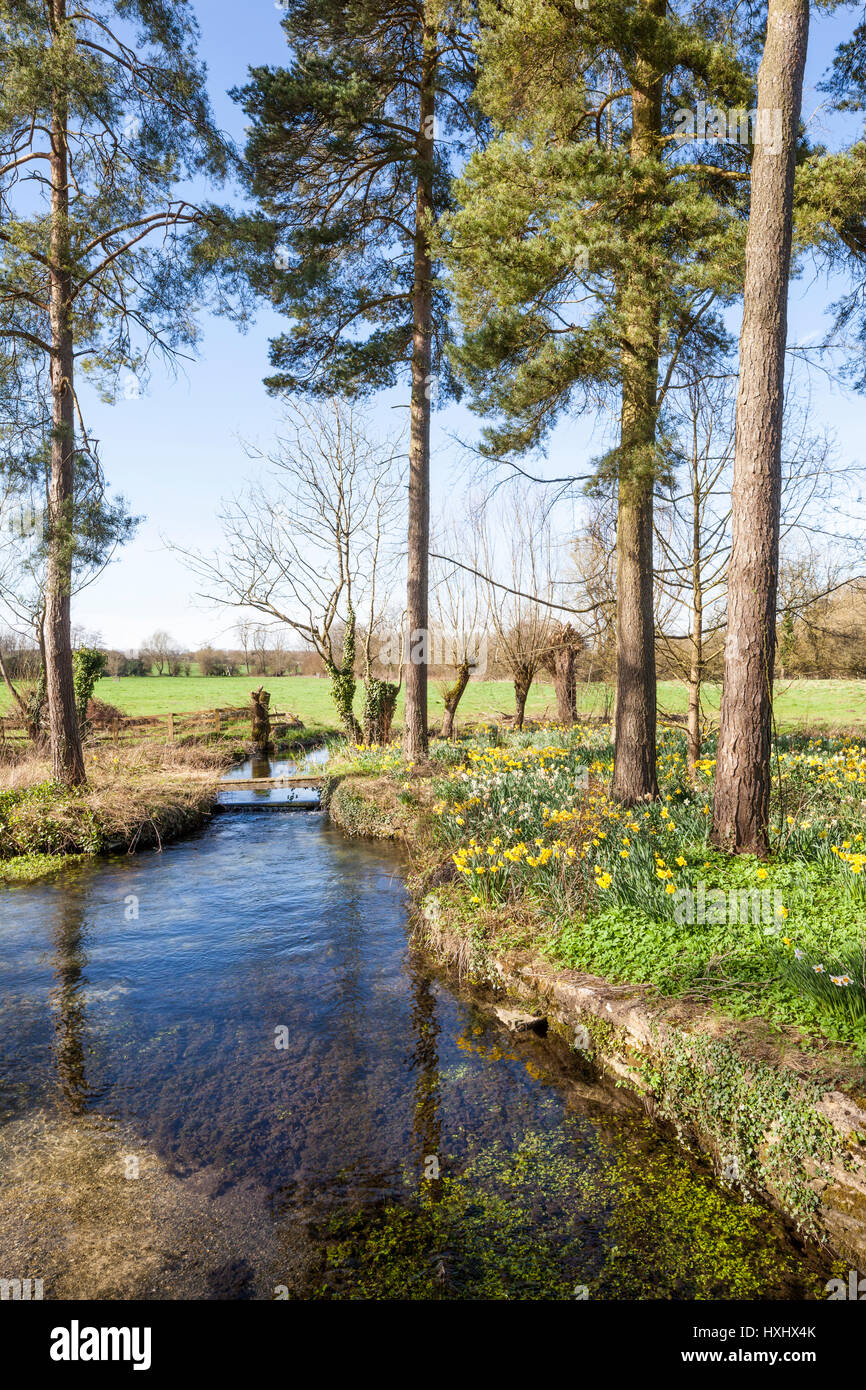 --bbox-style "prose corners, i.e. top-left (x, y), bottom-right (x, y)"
top-left (0, 761), bottom-right (837, 1300)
